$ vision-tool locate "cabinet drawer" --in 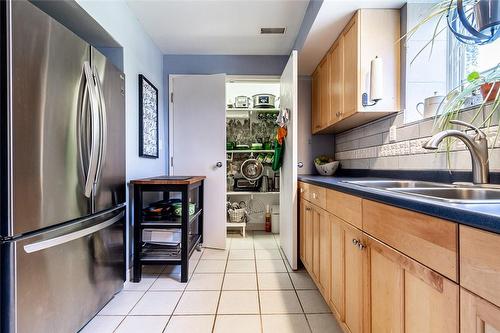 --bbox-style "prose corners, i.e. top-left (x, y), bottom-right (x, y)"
top-left (362, 200), bottom-right (458, 281)
top-left (326, 190), bottom-right (362, 229)
top-left (309, 184), bottom-right (326, 210)
top-left (460, 226), bottom-right (500, 307)
top-left (298, 182), bottom-right (310, 201)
